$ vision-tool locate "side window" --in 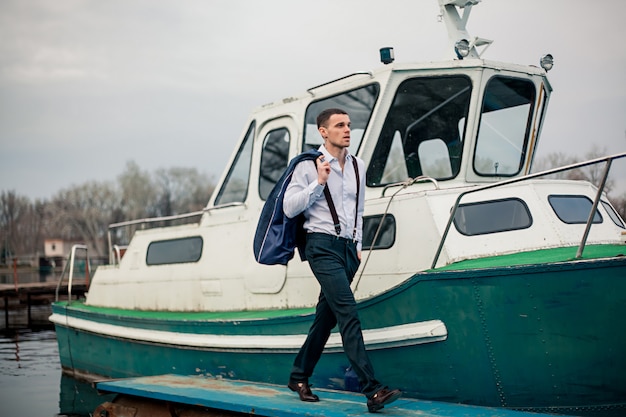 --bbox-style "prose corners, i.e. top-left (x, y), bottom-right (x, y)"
top-left (474, 77), bottom-right (535, 177)
top-left (303, 84), bottom-right (379, 154)
top-left (454, 198), bottom-right (532, 236)
top-left (548, 195), bottom-right (603, 224)
top-left (259, 128), bottom-right (290, 200)
top-left (214, 122), bottom-right (255, 205)
top-left (146, 236), bottom-right (203, 265)
top-left (601, 200), bottom-right (625, 229)
top-left (362, 214), bottom-right (396, 250)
